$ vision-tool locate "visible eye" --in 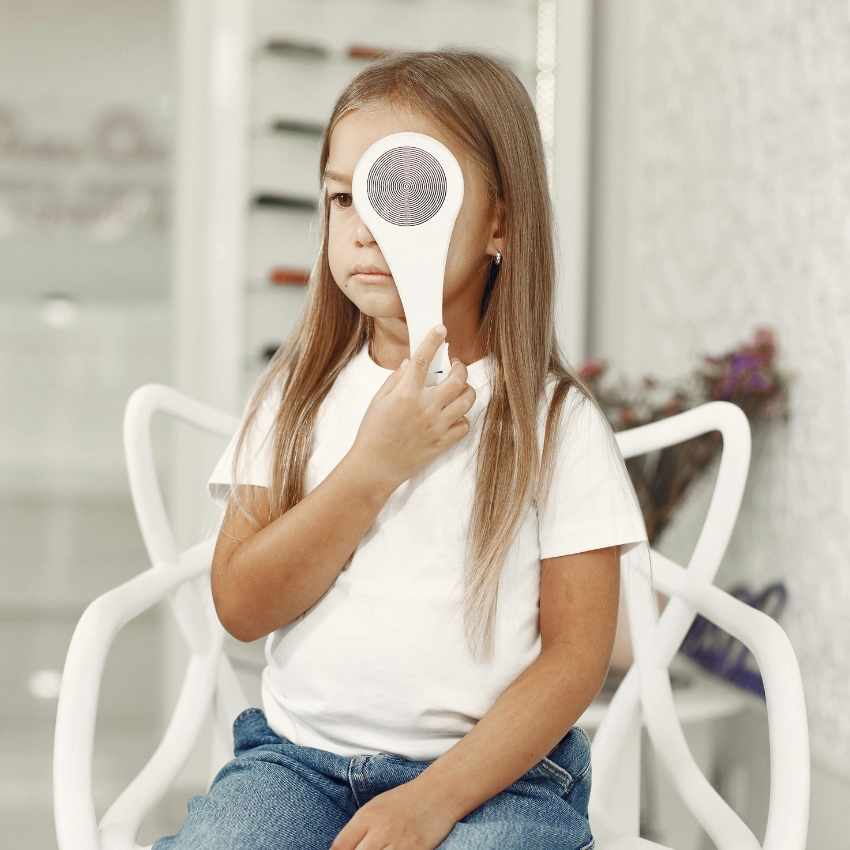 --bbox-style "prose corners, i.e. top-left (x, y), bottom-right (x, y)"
top-left (330, 192), bottom-right (353, 209)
